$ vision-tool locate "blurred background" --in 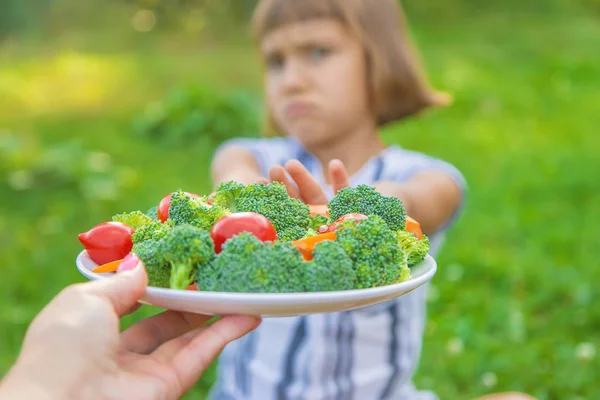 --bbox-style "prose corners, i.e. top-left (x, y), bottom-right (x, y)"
top-left (1, 0), bottom-right (598, 399)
